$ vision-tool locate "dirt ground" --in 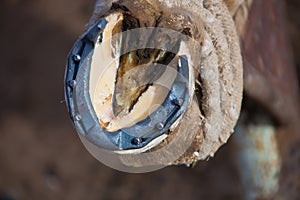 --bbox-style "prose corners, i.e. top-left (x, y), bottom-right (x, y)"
top-left (0, 0), bottom-right (299, 199)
